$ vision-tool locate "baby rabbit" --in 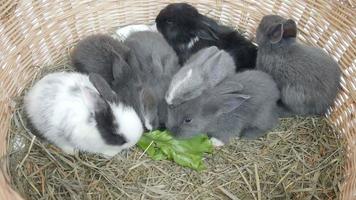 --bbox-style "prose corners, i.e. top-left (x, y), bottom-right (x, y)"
top-left (71, 34), bottom-right (131, 84)
top-left (156, 3), bottom-right (257, 70)
top-left (165, 46), bottom-right (235, 106)
top-left (166, 70), bottom-right (280, 144)
top-left (124, 31), bottom-right (180, 130)
top-left (24, 72), bottom-right (143, 157)
top-left (256, 15), bottom-right (341, 116)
